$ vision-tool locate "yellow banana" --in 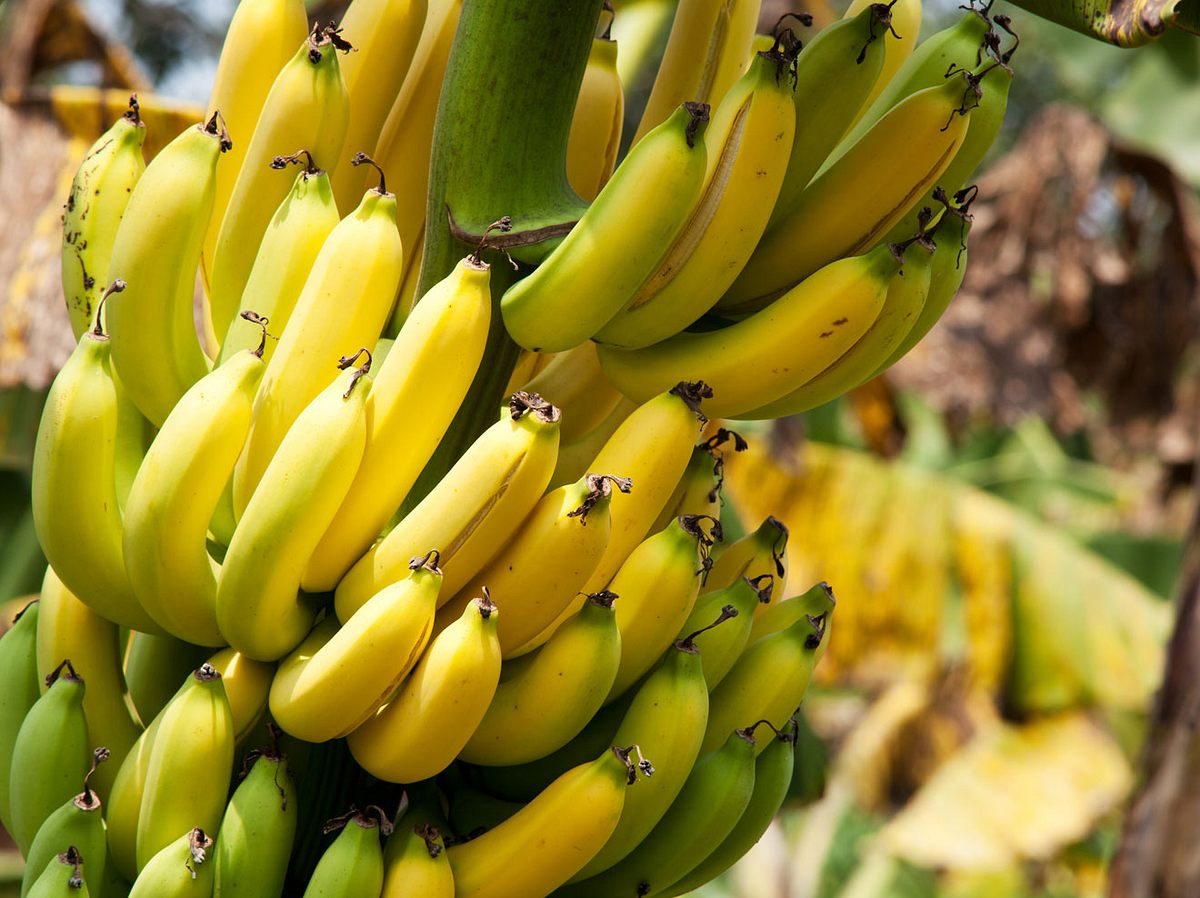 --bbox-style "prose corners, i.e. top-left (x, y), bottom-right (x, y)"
top-left (567, 36), bottom-right (624, 201)
top-left (650, 443), bottom-right (721, 533)
top-left (460, 591), bottom-right (621, 766)
top-left (218, 354), bottom-right (372, 661)
top-left (703, 515), bottom-right (788, 596)
top-left (61, 97), bottom-right (145, 339)
top-left (519, 342), bottom-right (623, 444)
top-left (334, 394), bottom-right (561, 620)
top-left (106, 117), bottom-right (226, 426)
top-left (329, 0), bottom-right (428, 208)
top-left (123, 344), bottom-right (265, 646)
top-left (599, 244), bottom-right (901, 418)
top-left (846, 0), bottom-right (923, 121)
top-left (269, 553), bottom-right (442, 742)
top-left (549, 397), bottom-right (637, 489)
top-left (232, 162), bottom-right (403, 516)
top-left (594, 41), bottom-right (798, 349)
top-left (347, 595), bottom-right (502, 783)
top-left (500, 102), bottom-right (710, 353)
top-left (208, 25), bottom-right (351, 343)
top-left (303, 254), bottom-right (492, 591)
top-left (382, 823), bottom-right (453, 898)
